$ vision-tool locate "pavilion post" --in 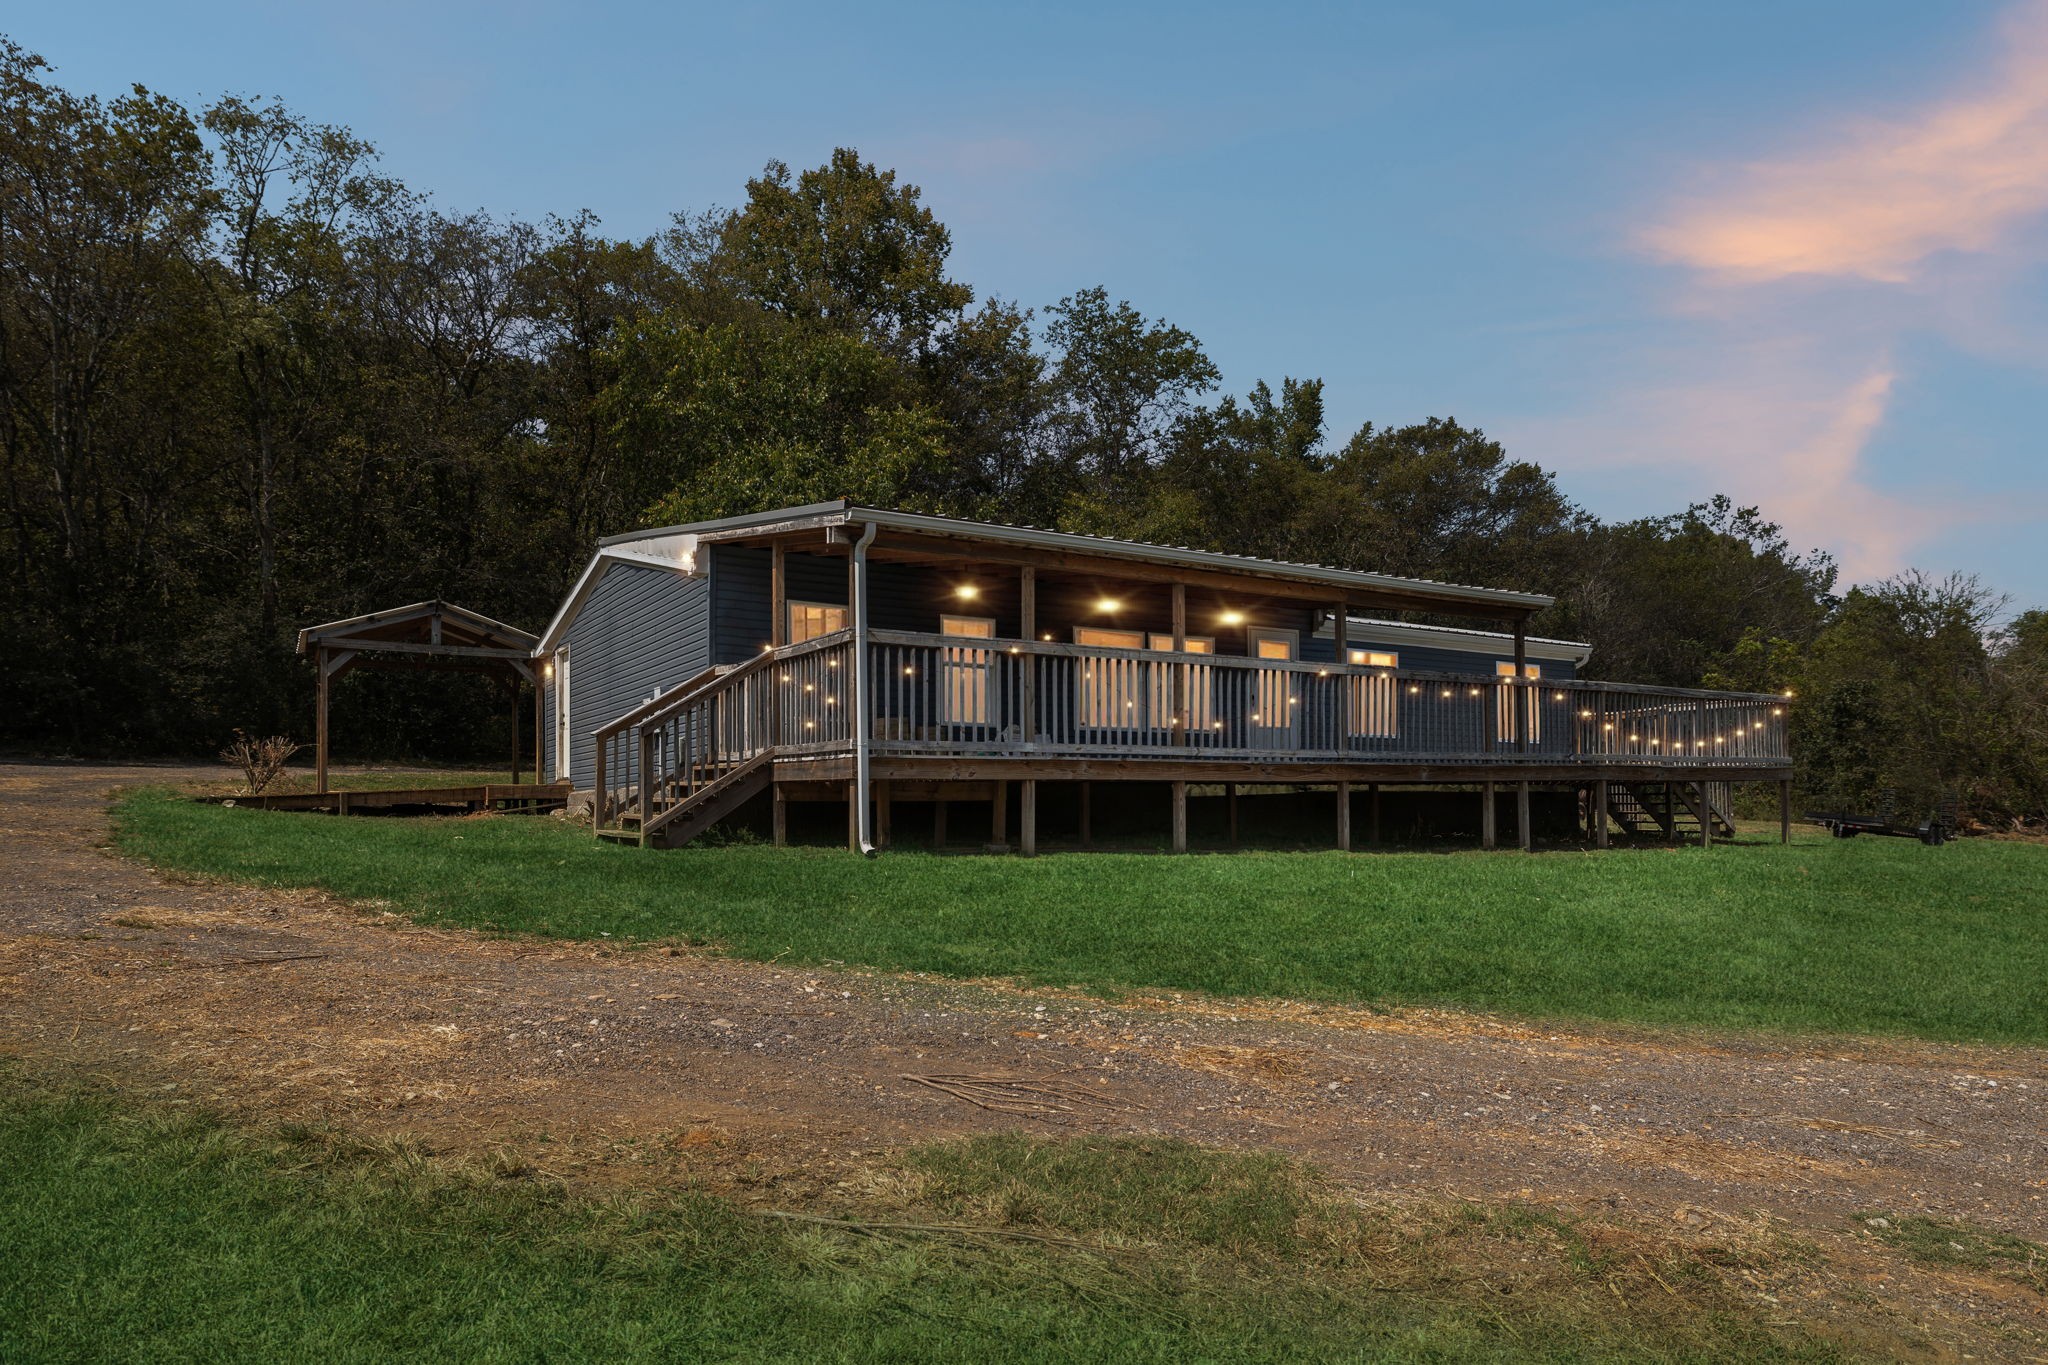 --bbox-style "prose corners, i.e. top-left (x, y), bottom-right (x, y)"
top-left (315, 646), bottom-right (330, 795)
